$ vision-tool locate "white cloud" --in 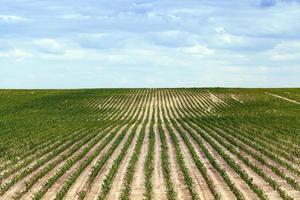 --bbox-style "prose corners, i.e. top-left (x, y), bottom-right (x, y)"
top-left (34, 38), bottom-right (66, 55)
top-left (209, 26), bottom-right (276, 52)
top-left (0, 15), bottom-right (27, 22)
top-left (147, 31), bottom-right (199, 47)
top-left (179, 44), bottom-right (215, 57)
top-left (61, 14), bottom-right (91, 19)
top-left (76, 33), bottom-right (122, 49)
top-left (217, 33), bottom-right (241, 44)
top-left (270, 53), bottom-right (300, 61)
top-left (1, 0), bottom-right (300, 88)
top-left (0, 49), bottom-right (31, 61)
top-left (267, 41), bottom-right (300, 60)
top-left (215, 27), bottom-right (226, 34)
